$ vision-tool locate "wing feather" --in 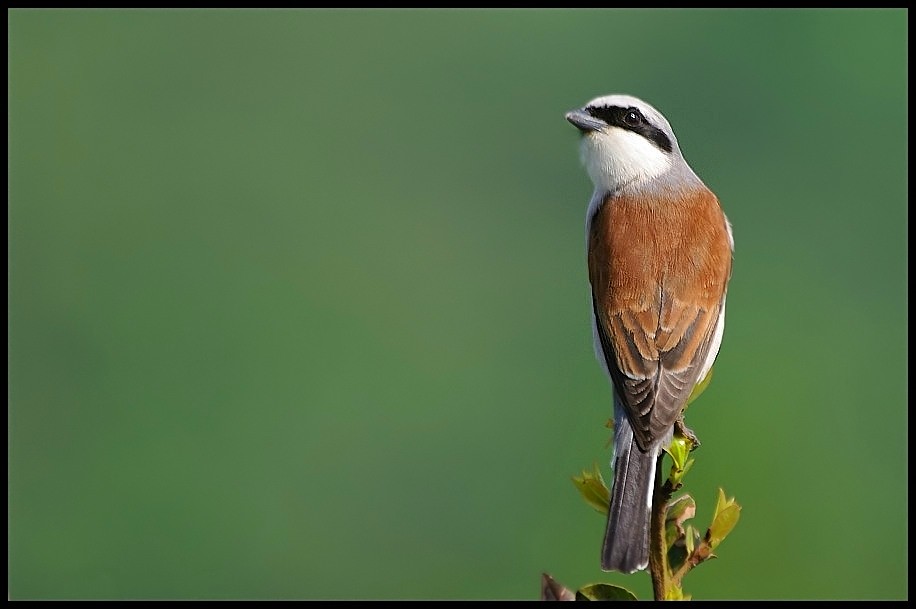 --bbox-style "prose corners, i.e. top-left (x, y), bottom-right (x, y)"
top-left (588, 189), bottom-right (732, 451)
